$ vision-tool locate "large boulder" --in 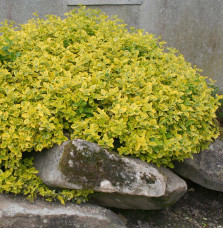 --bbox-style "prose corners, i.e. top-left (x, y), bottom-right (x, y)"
top-left (0, 193), bottom-right (126, 228)
top-left (34, 139), bottom-right (187, 210)
top-left (173, 138), bottom-right (223, 192)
